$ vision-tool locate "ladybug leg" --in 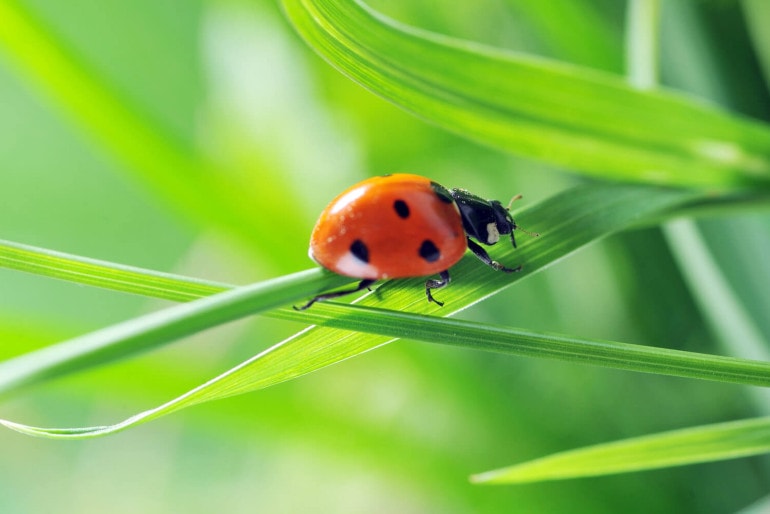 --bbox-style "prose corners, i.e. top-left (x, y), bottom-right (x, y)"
top-left (294, 279), bottom-right (376, 311)
top-left (425, 270), bottom-right (451, 307)
top-left (466, 237), bottom-right (522, 273)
